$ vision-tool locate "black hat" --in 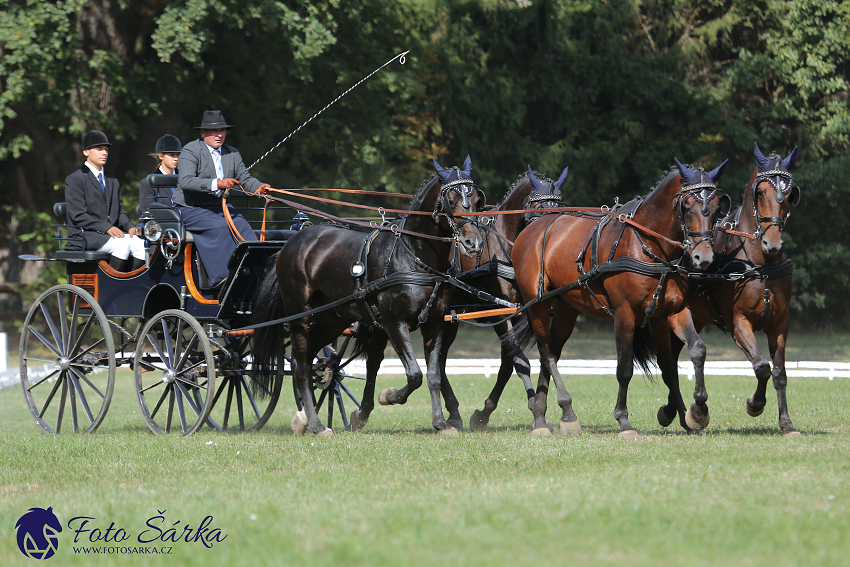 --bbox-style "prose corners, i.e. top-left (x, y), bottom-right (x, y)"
top-left (194, 110), bottom-right (233, 130)
top-left (155, 134), bottom-right (183, 154)
top-left (82, 130), bottom-right (112, 150)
